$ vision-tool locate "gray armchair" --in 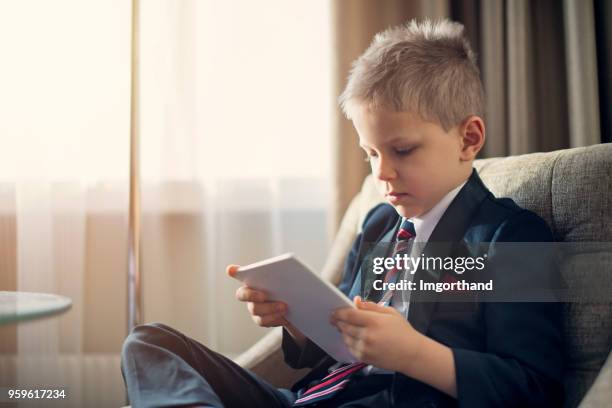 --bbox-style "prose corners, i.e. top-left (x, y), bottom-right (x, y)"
top-left (234, 144), bottom-right (612, 408)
